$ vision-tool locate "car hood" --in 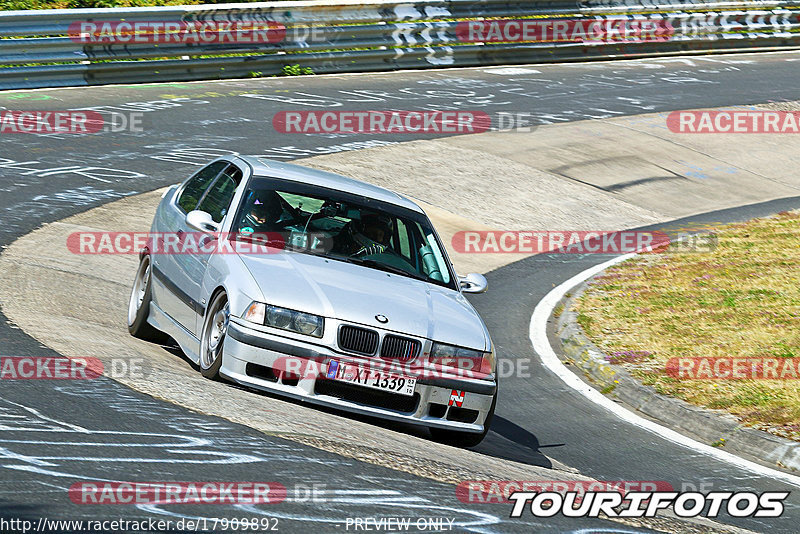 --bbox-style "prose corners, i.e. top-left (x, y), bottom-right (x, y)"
top-left (237, 251), bottom-right (488, 351)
